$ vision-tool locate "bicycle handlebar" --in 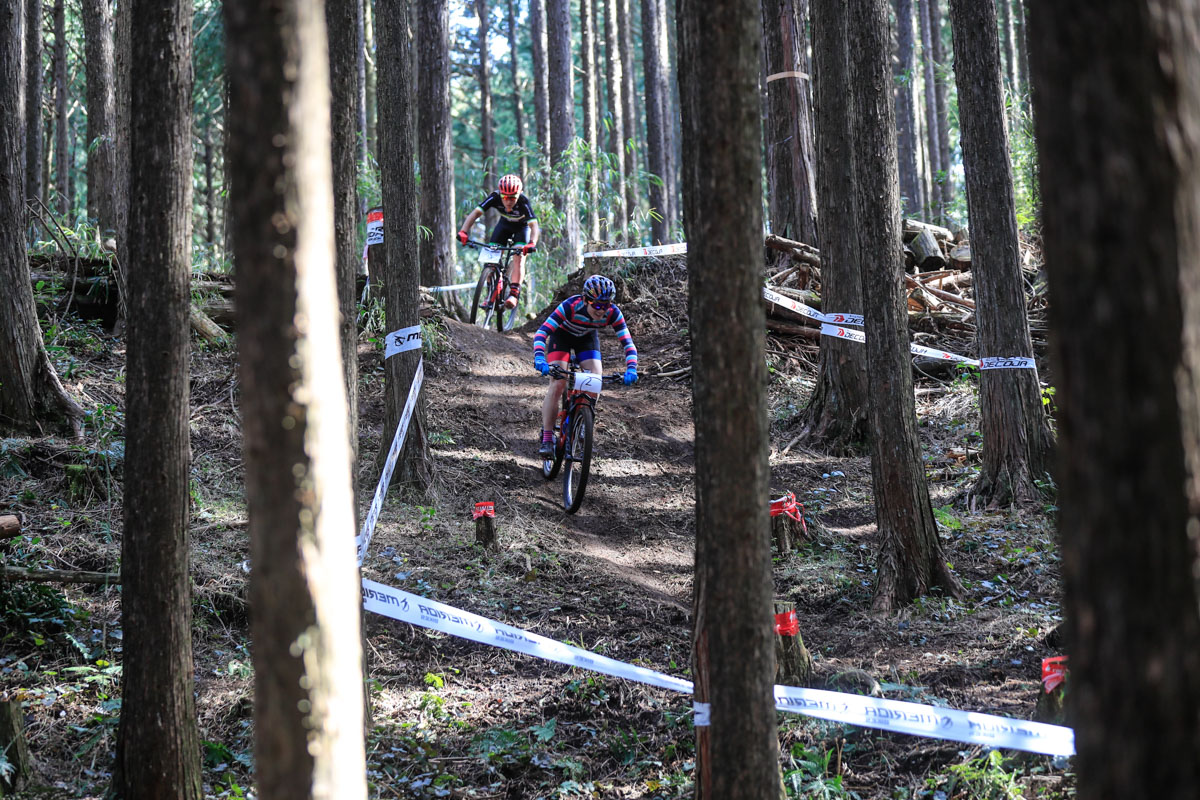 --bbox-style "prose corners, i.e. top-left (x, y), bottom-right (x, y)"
top-left (545, 364), bottom-right (624, 383)
top-left (463, 238), bottom-right (525, 253)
